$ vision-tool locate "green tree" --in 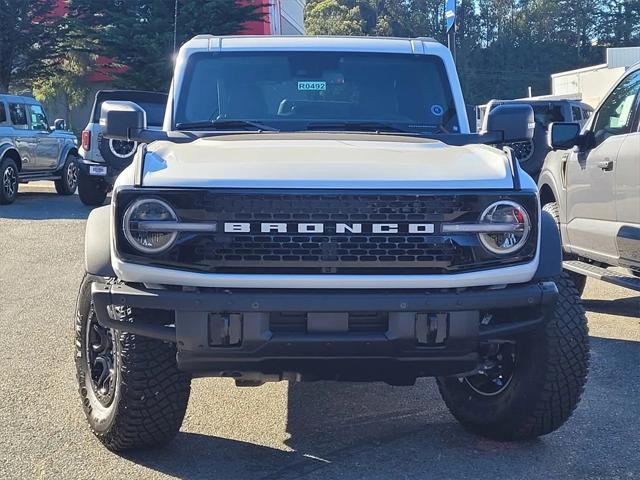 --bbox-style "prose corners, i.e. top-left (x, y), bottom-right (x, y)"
top-left (305, 0), bottom-right (636, 105)
top-left (0, 0), bottom-right (60, 92)
top-left (305, 0), bottom-right (366, 35)
top-left (595, 0), bottom-right (640, 46)
top-left (31, 52), bottom-right (91, 130)
top-left (66, 0), bottom-right (264, 91)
